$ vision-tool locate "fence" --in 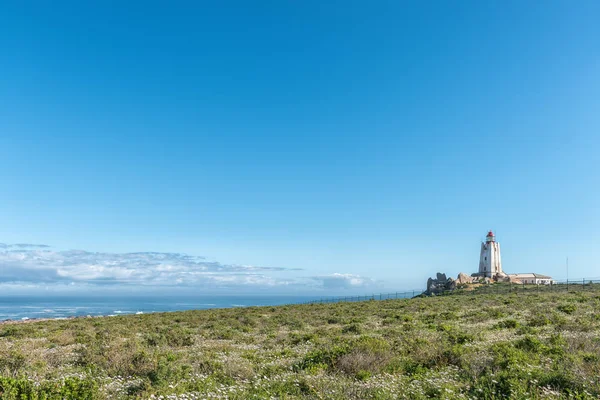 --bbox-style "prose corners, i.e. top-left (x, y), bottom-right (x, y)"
top-left (299, 278), bottom-right (600, 305)
top-left (301, 290), bottom-right (423, 305)
top-left (456, 278), bottom-right (600, 296)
